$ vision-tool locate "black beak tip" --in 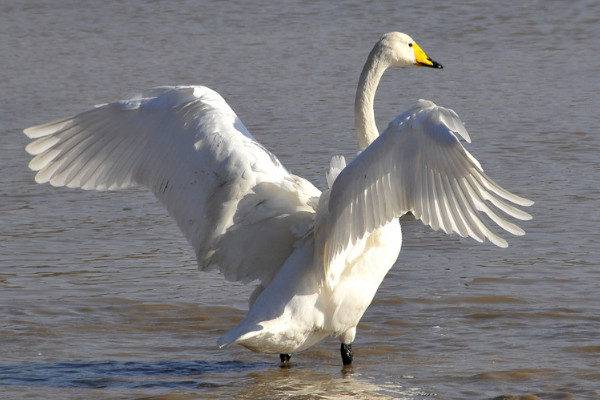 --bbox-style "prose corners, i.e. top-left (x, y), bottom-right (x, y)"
top-left (418, 59), bottom-right (443, 69)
